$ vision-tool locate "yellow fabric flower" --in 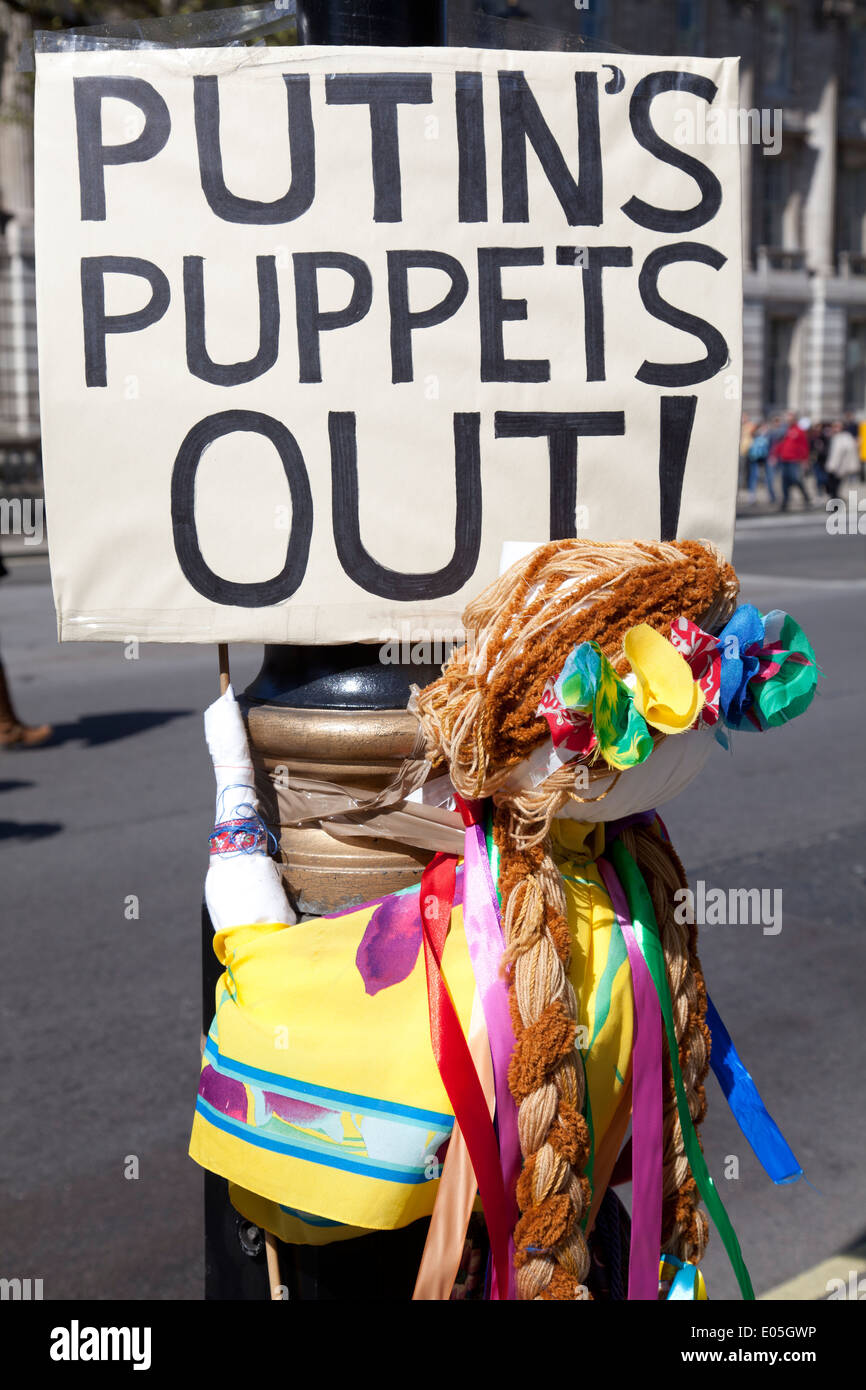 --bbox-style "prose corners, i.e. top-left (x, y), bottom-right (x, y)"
top-left (623, 623), bottom-right (704, 734)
